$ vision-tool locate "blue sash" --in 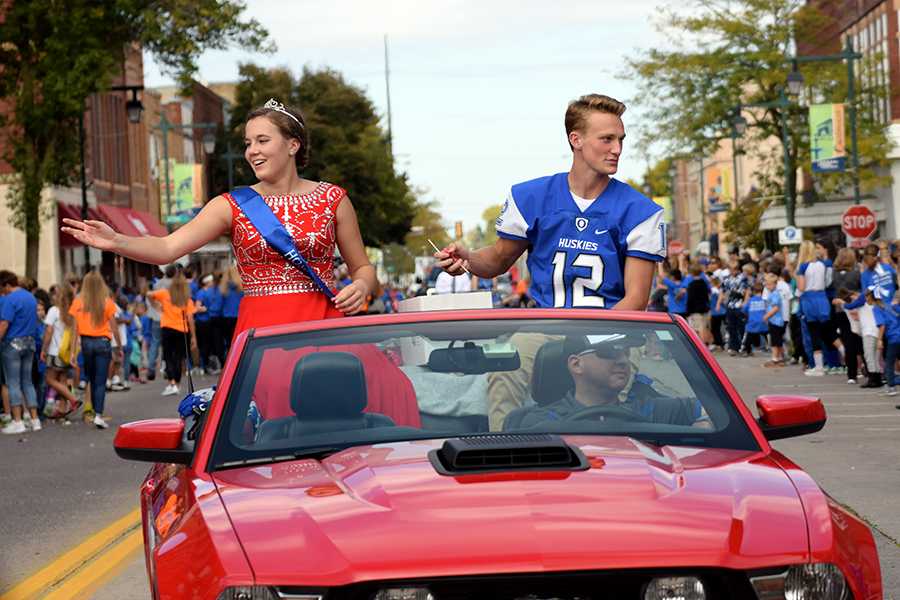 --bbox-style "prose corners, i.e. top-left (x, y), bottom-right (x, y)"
top-left (230, 186), bottom-right (335, 299)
